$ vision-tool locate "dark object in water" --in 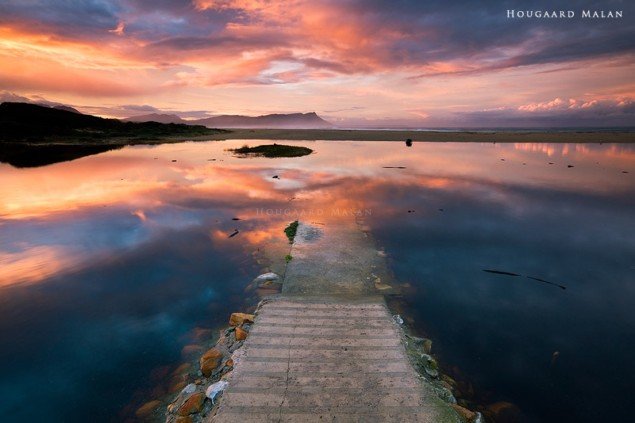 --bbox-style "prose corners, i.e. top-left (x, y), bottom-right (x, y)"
top-left (500, 158), bottom-right (505, 161)
top-left (228, 230), bottom-right (239, 238)
top-left (438, 208), bottom-right (444, 212)
top-left (383, 166), bottom-right (407, 169)
top-left (527, 276), bottom-right (567, 290)
top-left (407, 210), bottom-right (415, 213)
top-left (567, 165), bottom-right (574, 168)
top-left (483, 269), bottom-right (520, 277)
top-left (231, 218), bottom-right (241, 221)
top-left (623, 171), bottom-right (629, 174)
top-left (171, 159), bottom-right (177, 162)
top-left (272, 175), bottom-right (280, 179)
top-left (549, 162), bottom-right (554, 165)
top-left (483, 269), bottom-right (567, 290)
top-left (405, 139), bottom-right (412, 147)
